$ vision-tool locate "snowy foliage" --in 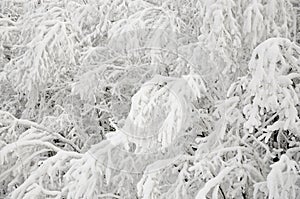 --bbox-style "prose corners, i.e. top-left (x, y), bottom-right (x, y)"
top-left (0, 0), bottom-right (300, 198)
